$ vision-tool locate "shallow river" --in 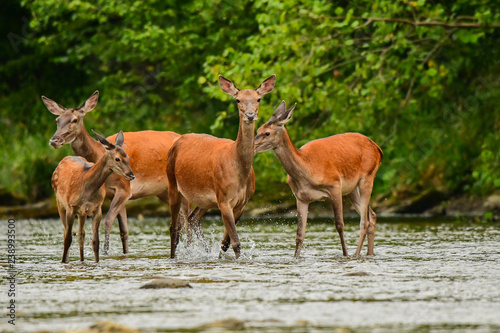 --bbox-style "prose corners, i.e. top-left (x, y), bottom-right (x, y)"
top-left (2, 216), bottom-right (500, 332)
